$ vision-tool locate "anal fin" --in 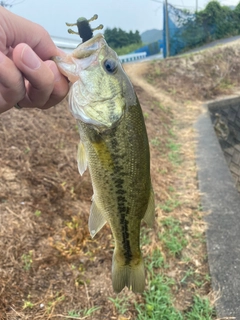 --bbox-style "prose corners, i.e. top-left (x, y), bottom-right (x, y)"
top-left (89, 197), bottom-right (107, 238)
top-left (143, 187), bottom-right (155, 228)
